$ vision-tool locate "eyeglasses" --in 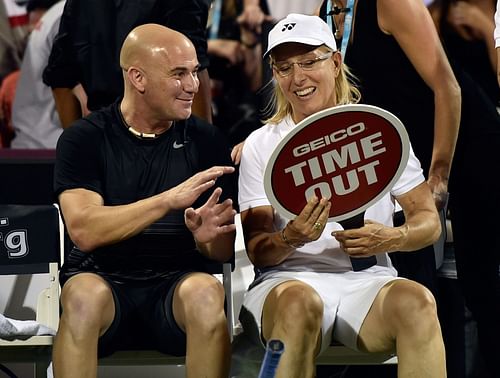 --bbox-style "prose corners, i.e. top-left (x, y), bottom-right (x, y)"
top-left (272, 51), bottom-right (333, 77)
